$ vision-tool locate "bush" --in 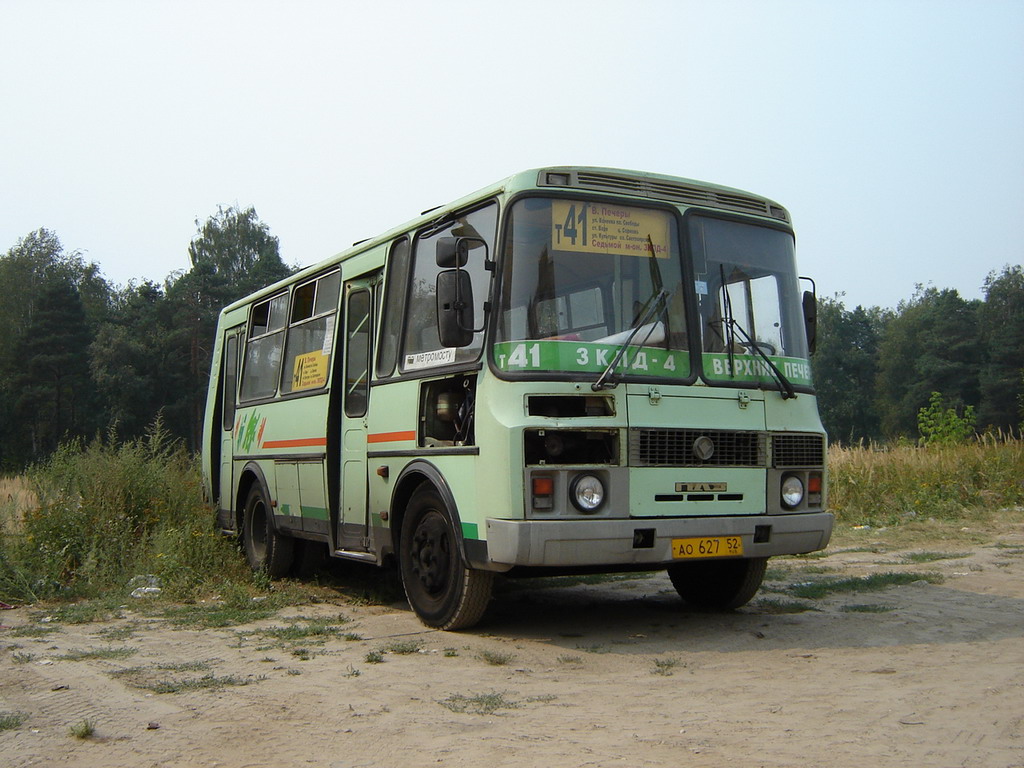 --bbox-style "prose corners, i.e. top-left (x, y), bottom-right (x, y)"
top-left (0, 420), bottom-right (247, 603)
